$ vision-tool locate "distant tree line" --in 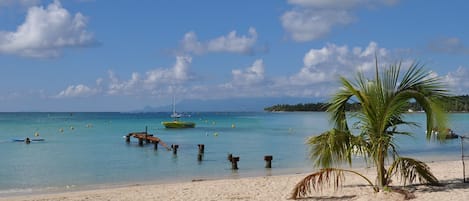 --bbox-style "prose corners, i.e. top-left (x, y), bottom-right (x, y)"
top-left (264, 102), bottom-right (361, 112)
top-left (264, 95), bottom-right (469, 112)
